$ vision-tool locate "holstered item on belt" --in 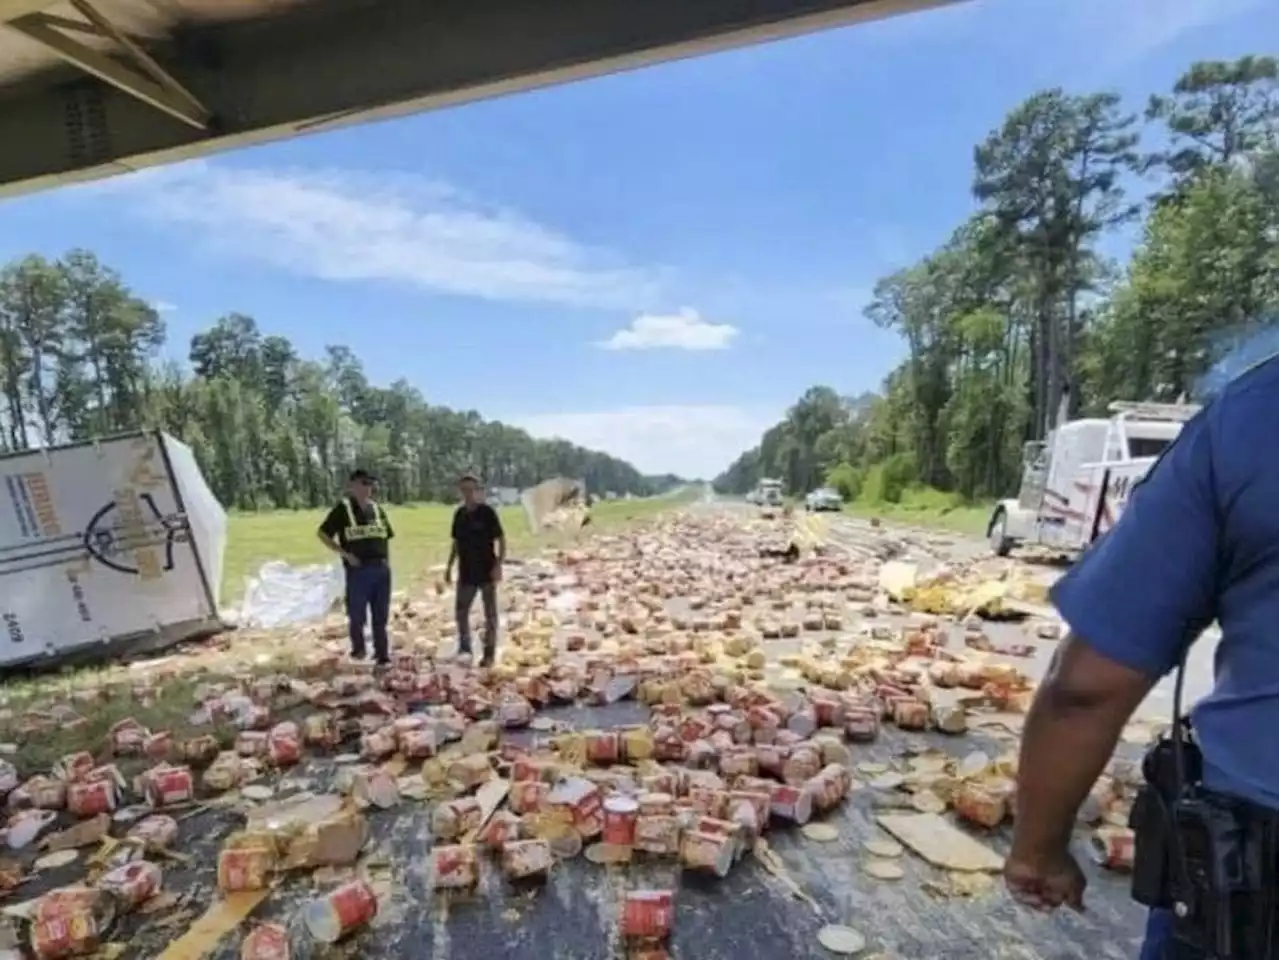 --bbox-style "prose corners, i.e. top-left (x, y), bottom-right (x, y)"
top-left (1168, 794), bottom-right (1248, 959)
top-left (1132, 629), bottom-right (1277, 960)
top-left (1130, 734), bottom-right (1203, 909)
top-left (1161, 799), bottom-right (1273, 958)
